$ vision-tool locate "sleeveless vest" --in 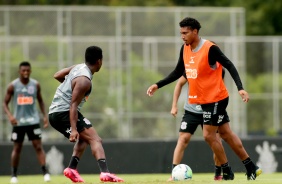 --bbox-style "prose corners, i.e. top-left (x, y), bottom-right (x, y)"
top-left (183, 40), bottom-right (228, 104)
